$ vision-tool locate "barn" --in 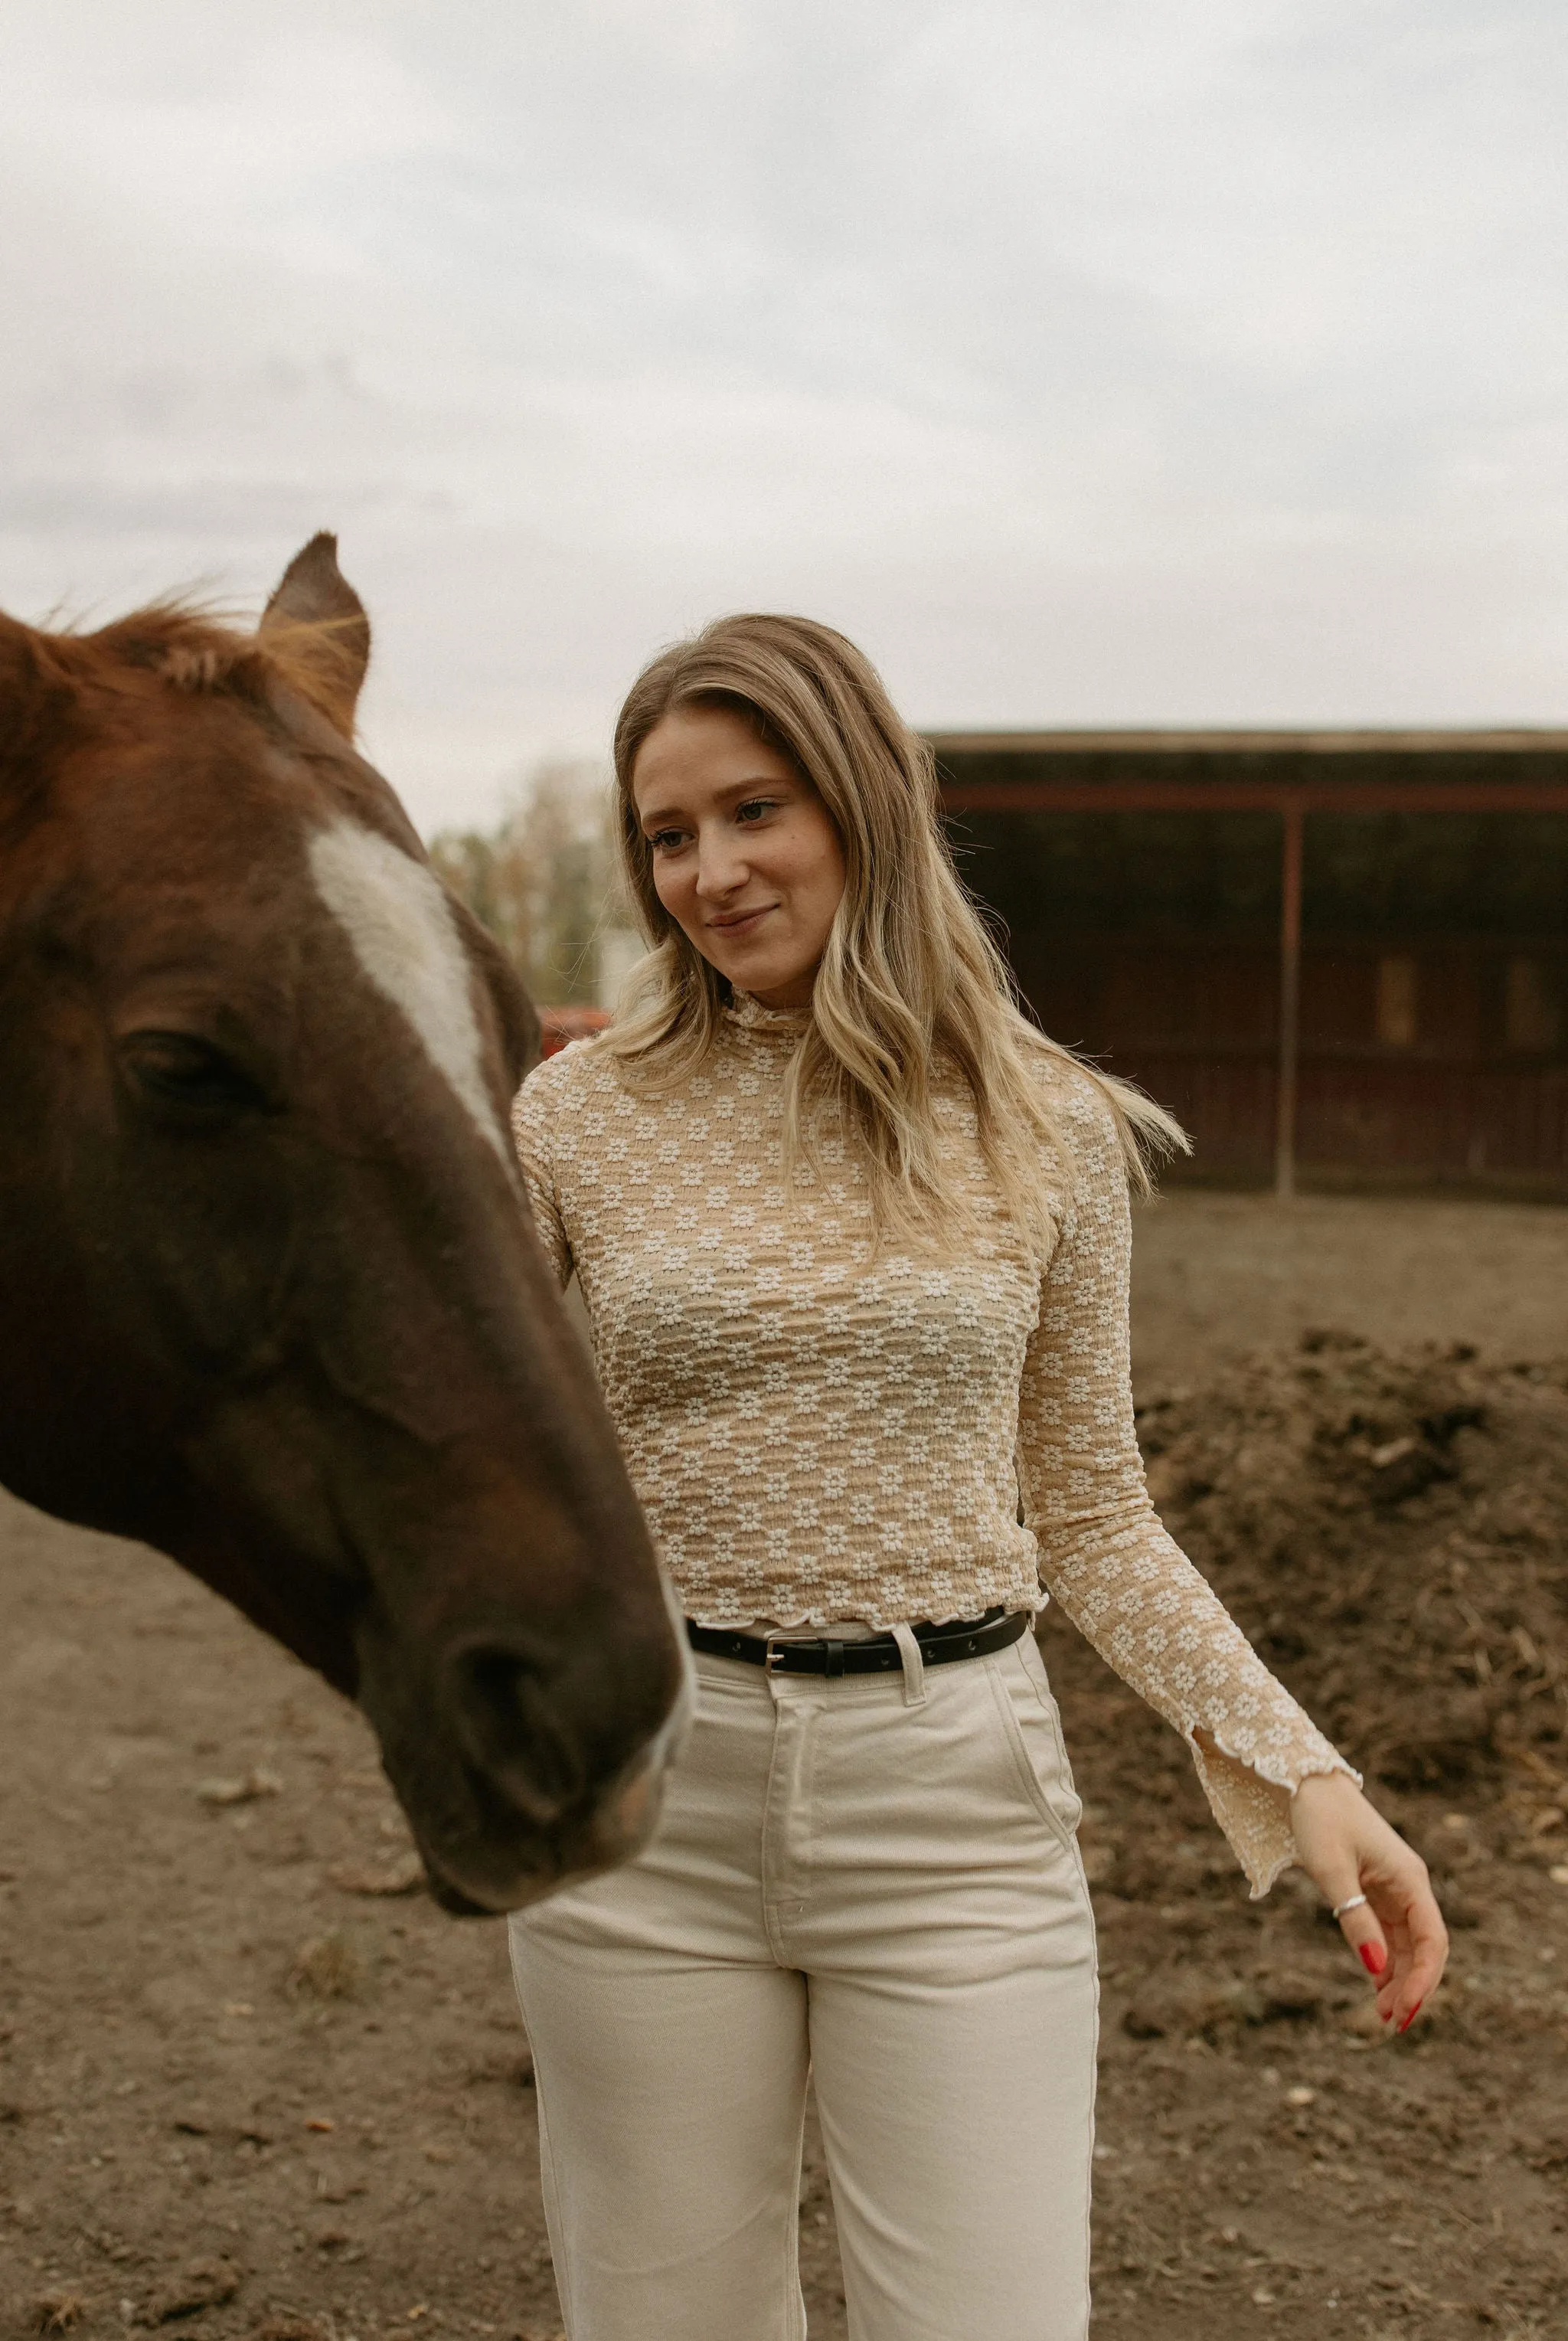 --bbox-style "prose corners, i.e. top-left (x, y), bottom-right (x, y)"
top-left (932, 730), bottom-right (1568, 1199)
